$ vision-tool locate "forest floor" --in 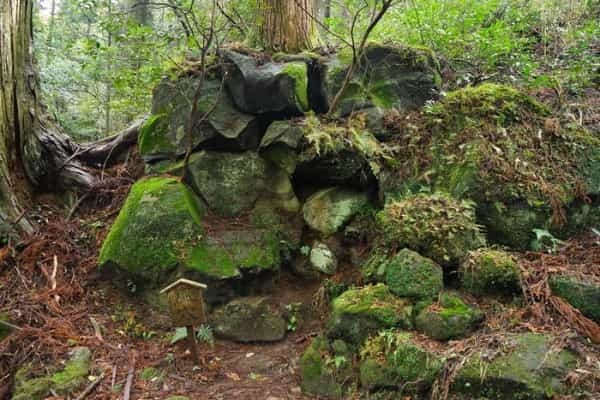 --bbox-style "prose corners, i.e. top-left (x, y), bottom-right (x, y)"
top-left (1, 88), bottom-right (600, 399)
